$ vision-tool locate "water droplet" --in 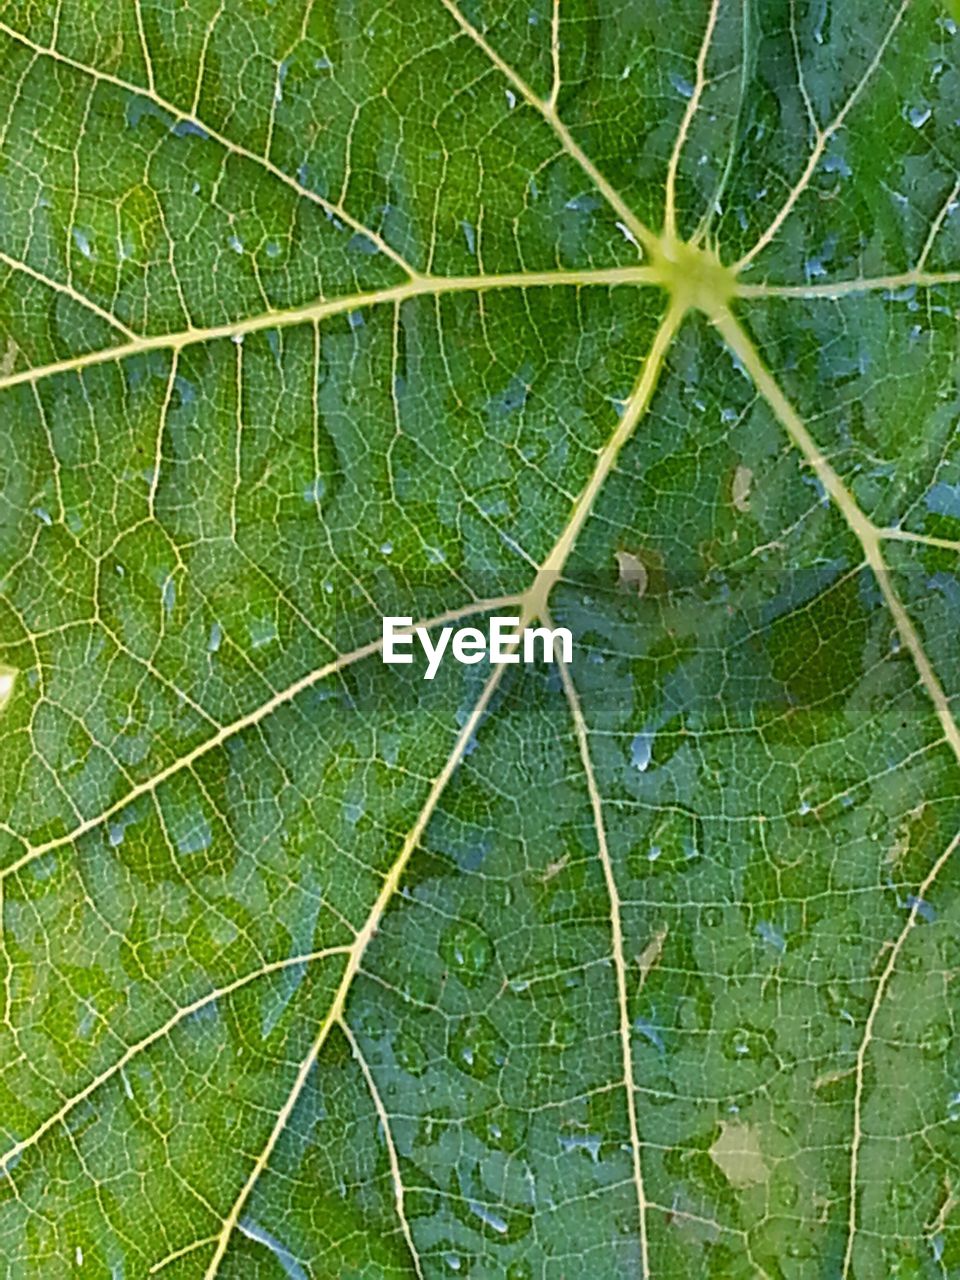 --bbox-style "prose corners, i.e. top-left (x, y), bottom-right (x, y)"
top-left (249, 618), bottom-right (277, 649)
top-left (905, 895), bottom-right (935, 923)
top-left (303, 476), bottom-right (326, 504)
top-left (722, 1026), bottom-right (766, 1061)
top-left (449, 1016), bottom-right (506, 1080)
top-left (347, 233), bottom-right (379, 255)
top-left (756, 921), bottom-right (786, 953)
top-left (393, 1029), bottom-right (427, 1075)
top-left (630, 732), bottom-right (653, 771)
top-left (669, 71), bottom-right (695, 99)
top-left (506, 1262), bottom-right (532, 1280)
top-left (176, 816), bottom-right (212, 855)
top-left (469, 1200), bottom-right (508, 1234)
top-left (615, 221), bottom-right (641, 251)
top-left (921, 1020), bottom-right (952, 1058)
top-left (440, 921), bottom-right (494, 985)
top-left (634, 1017), bottom-right (664, 1052)
top-left (559, 1132), bottom-right (602, 1162)
top-left (771, 1168), bottom-right (799, 1209)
